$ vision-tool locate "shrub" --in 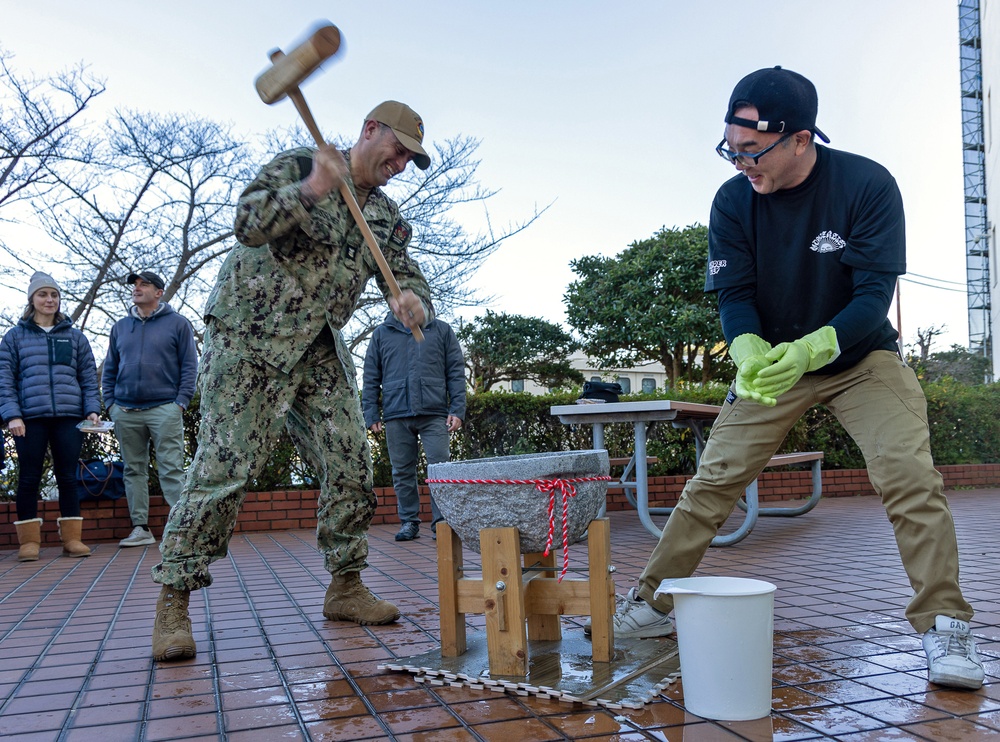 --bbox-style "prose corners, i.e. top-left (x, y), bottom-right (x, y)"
top-left (3, 380), bottom-right (996, 499)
